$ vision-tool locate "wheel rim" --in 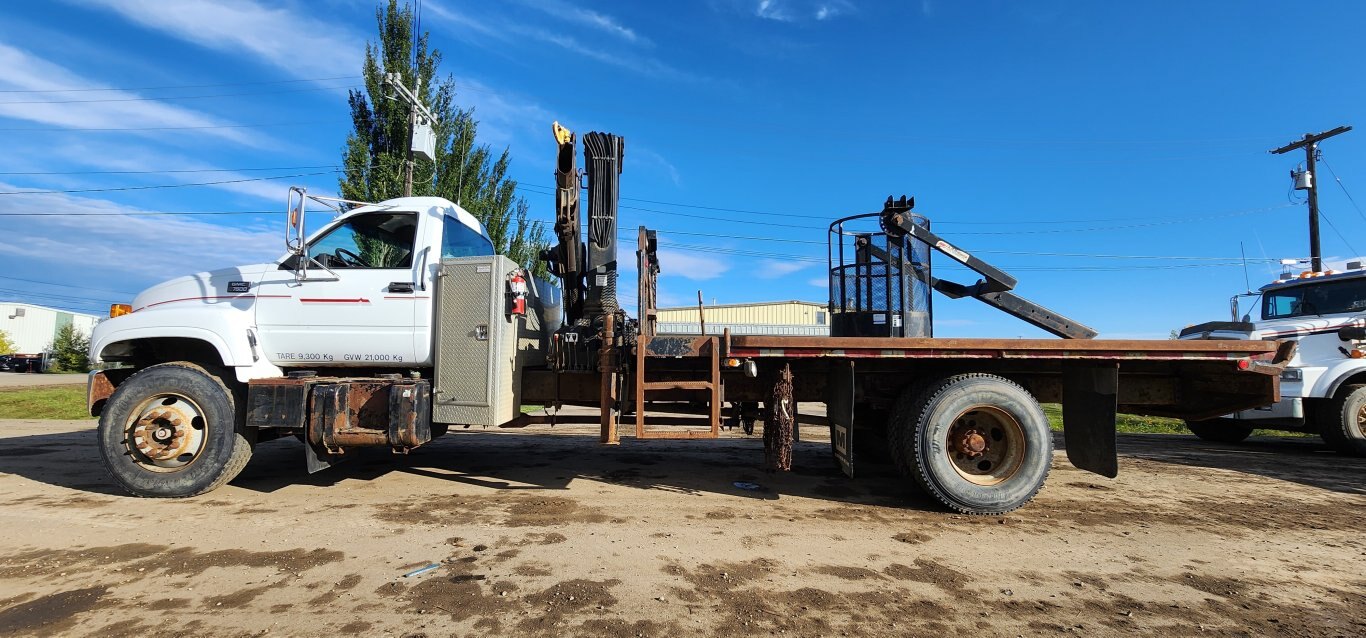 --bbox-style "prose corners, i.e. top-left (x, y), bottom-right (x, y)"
top-left (1355, 404), bottom-right (1366, 437)
top-left (122, 393), bottom-right (208, 472)
top-left (944, 406), bottom-right (1026, 486)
